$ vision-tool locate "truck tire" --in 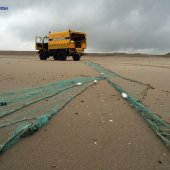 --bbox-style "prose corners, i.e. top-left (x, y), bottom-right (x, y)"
top-left (72, 54), bottom-right (80, 61)
top-left (59, 50), bottom-right (67, 61)
top-left (39, 51), bottom-right (47, 60)
top-left (53, 54), bottom-right (60, 60)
